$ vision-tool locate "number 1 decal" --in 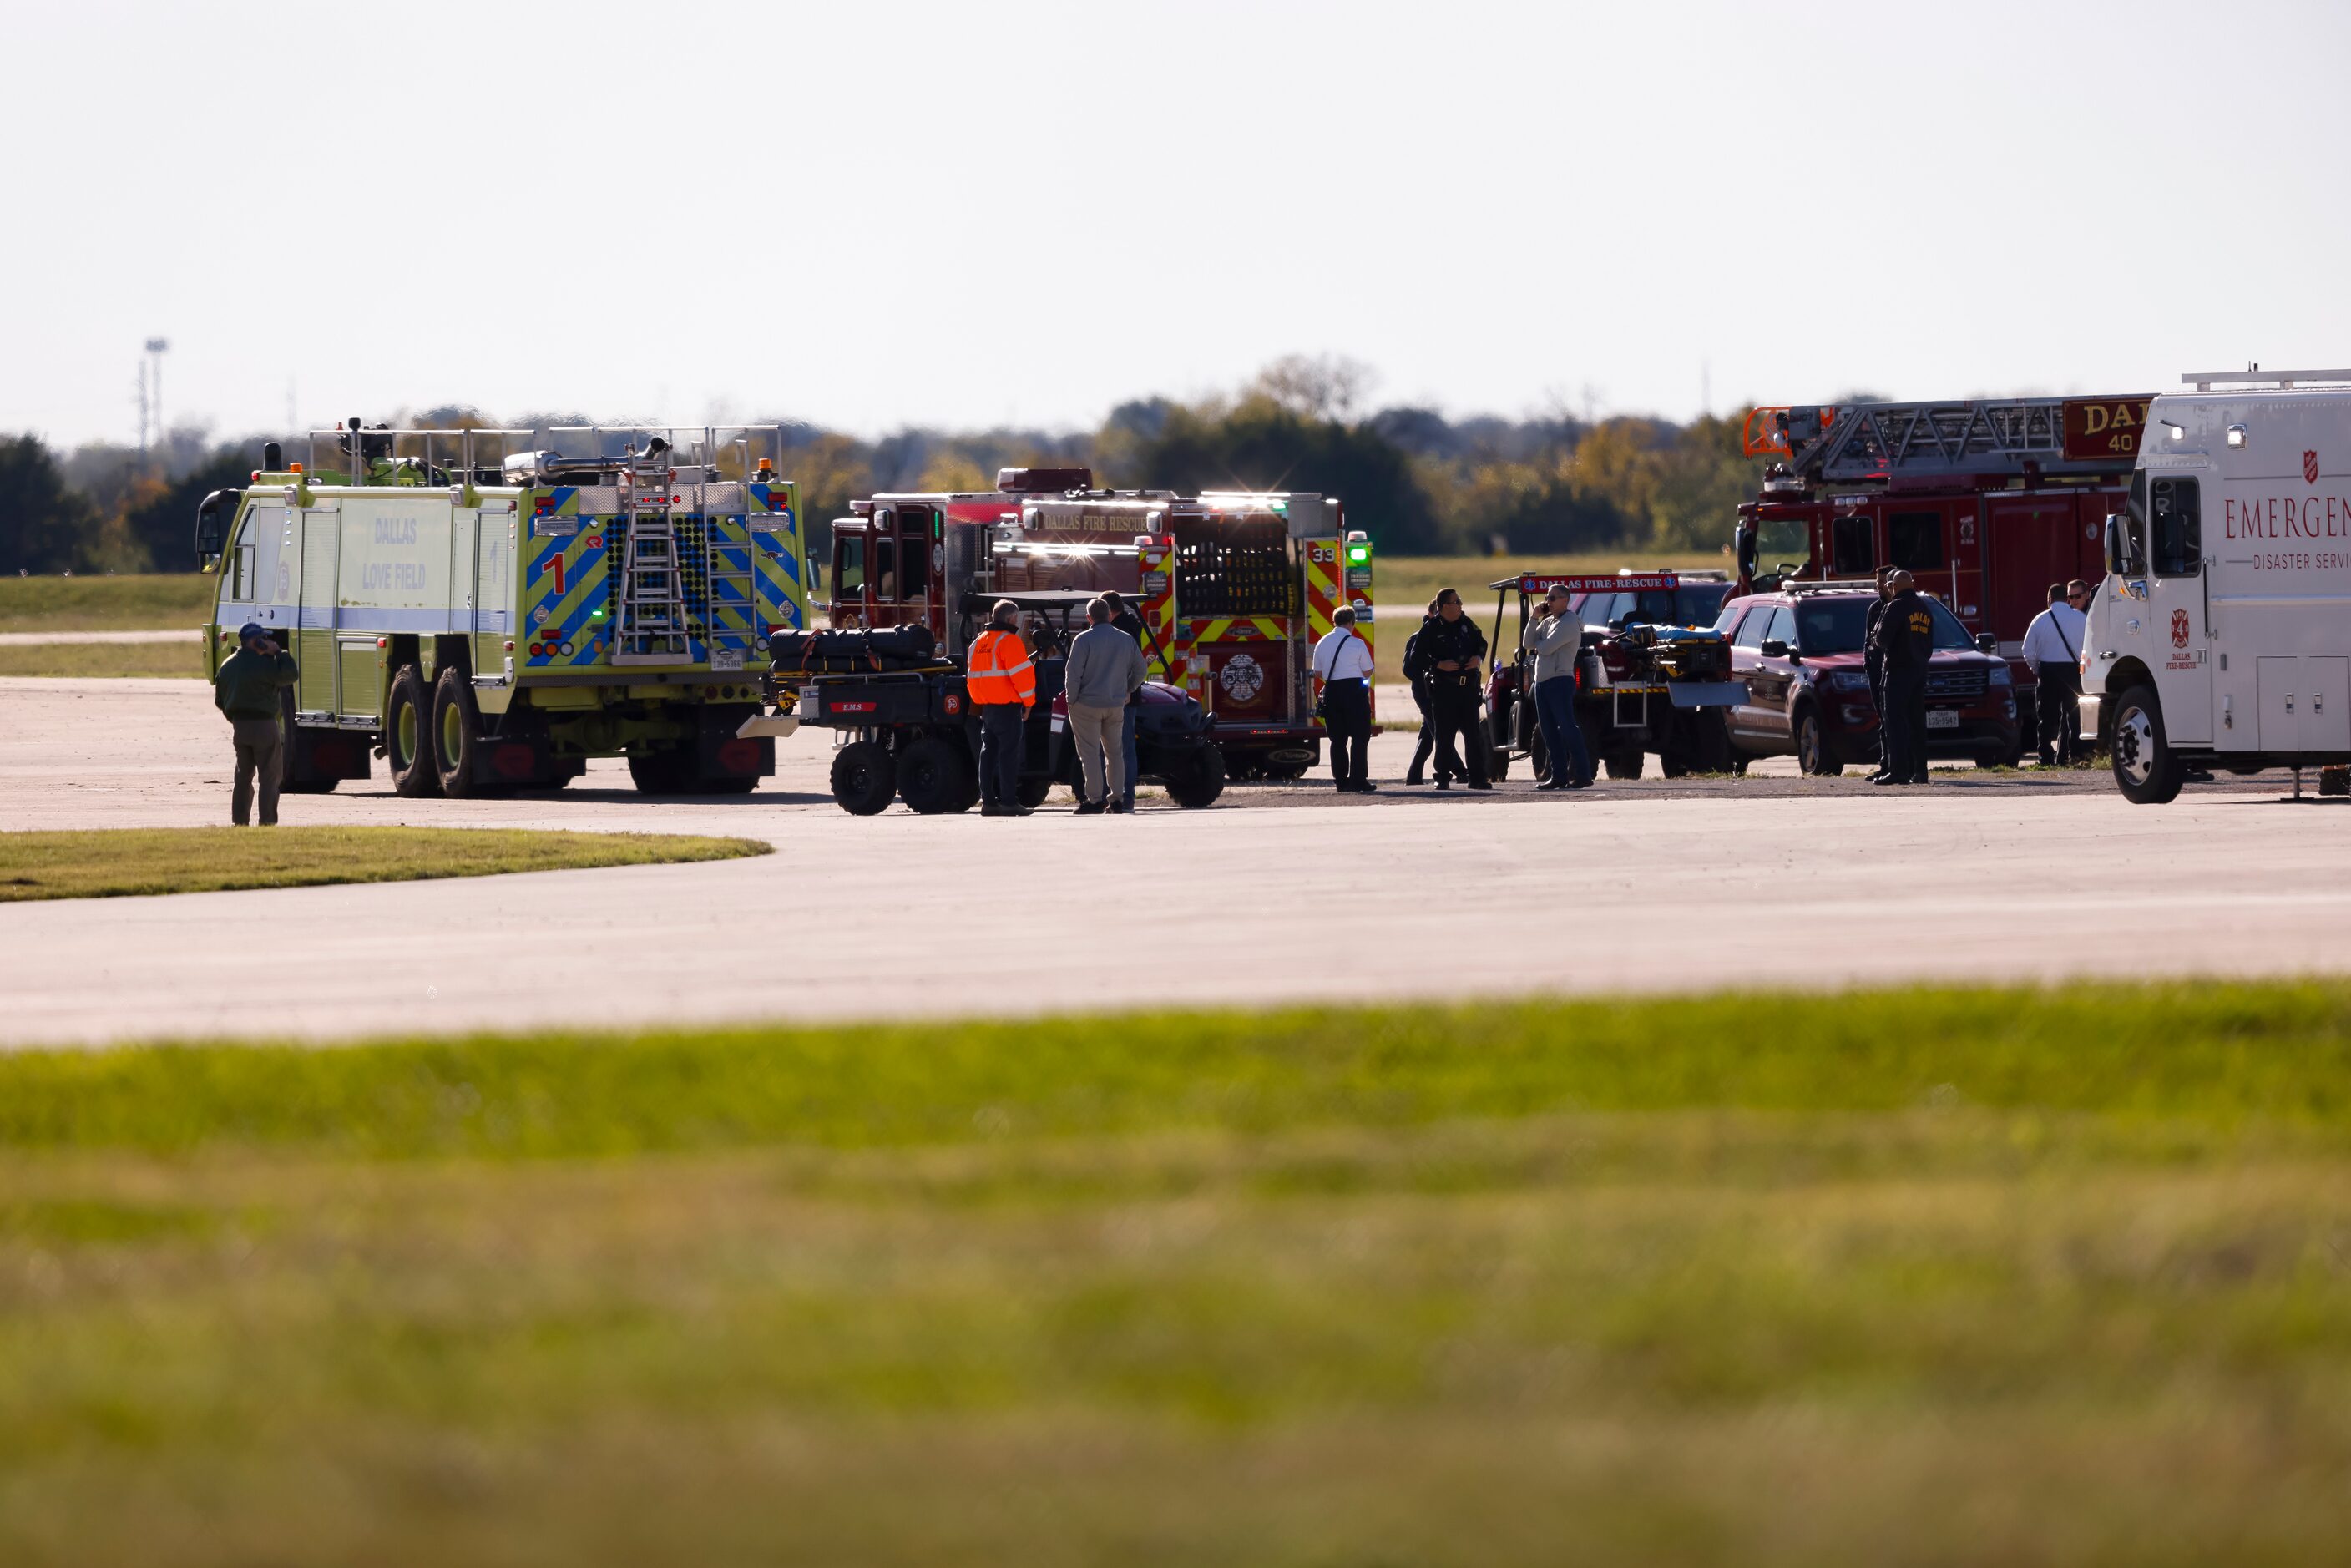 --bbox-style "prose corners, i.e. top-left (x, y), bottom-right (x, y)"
top-left (544, 552), bottom-right (566, 596)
